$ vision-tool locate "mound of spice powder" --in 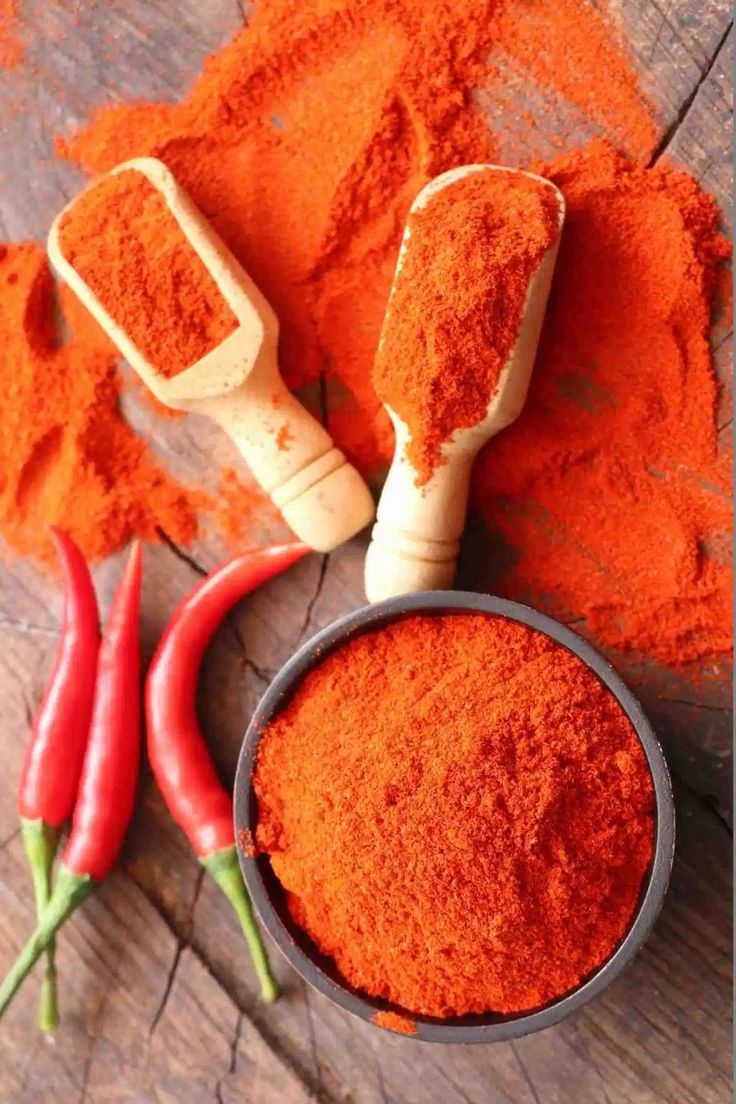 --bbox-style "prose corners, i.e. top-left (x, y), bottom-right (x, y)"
top-left (0, 0), bottom-right (728, 668)
top-left (373, 170), bottom-right (560, 483)
top-left (56, 169), bottom-right (238, 378)
top-left (255, 613), bottom-right (655, 1017)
